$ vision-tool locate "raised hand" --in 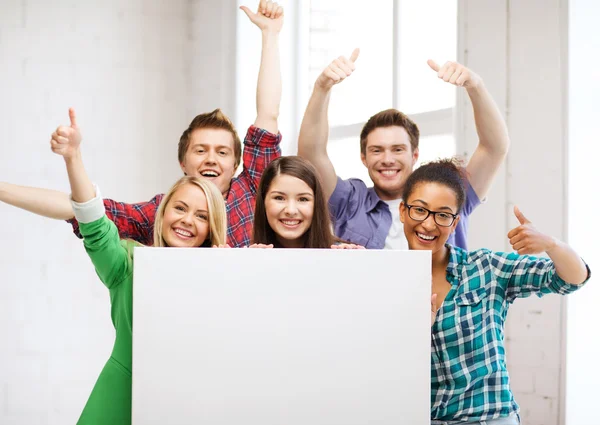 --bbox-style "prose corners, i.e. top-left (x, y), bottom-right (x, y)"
top-left (427, 60), bottom-right (482, 89)
top-left (315, 49), bottom-right (360, 91)
top-left (507, 206), bottom-right (557, 255)
top-left (50, 108), bottom-right (82, 159)
top-left (240, 0), bottom-right (284, 33)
